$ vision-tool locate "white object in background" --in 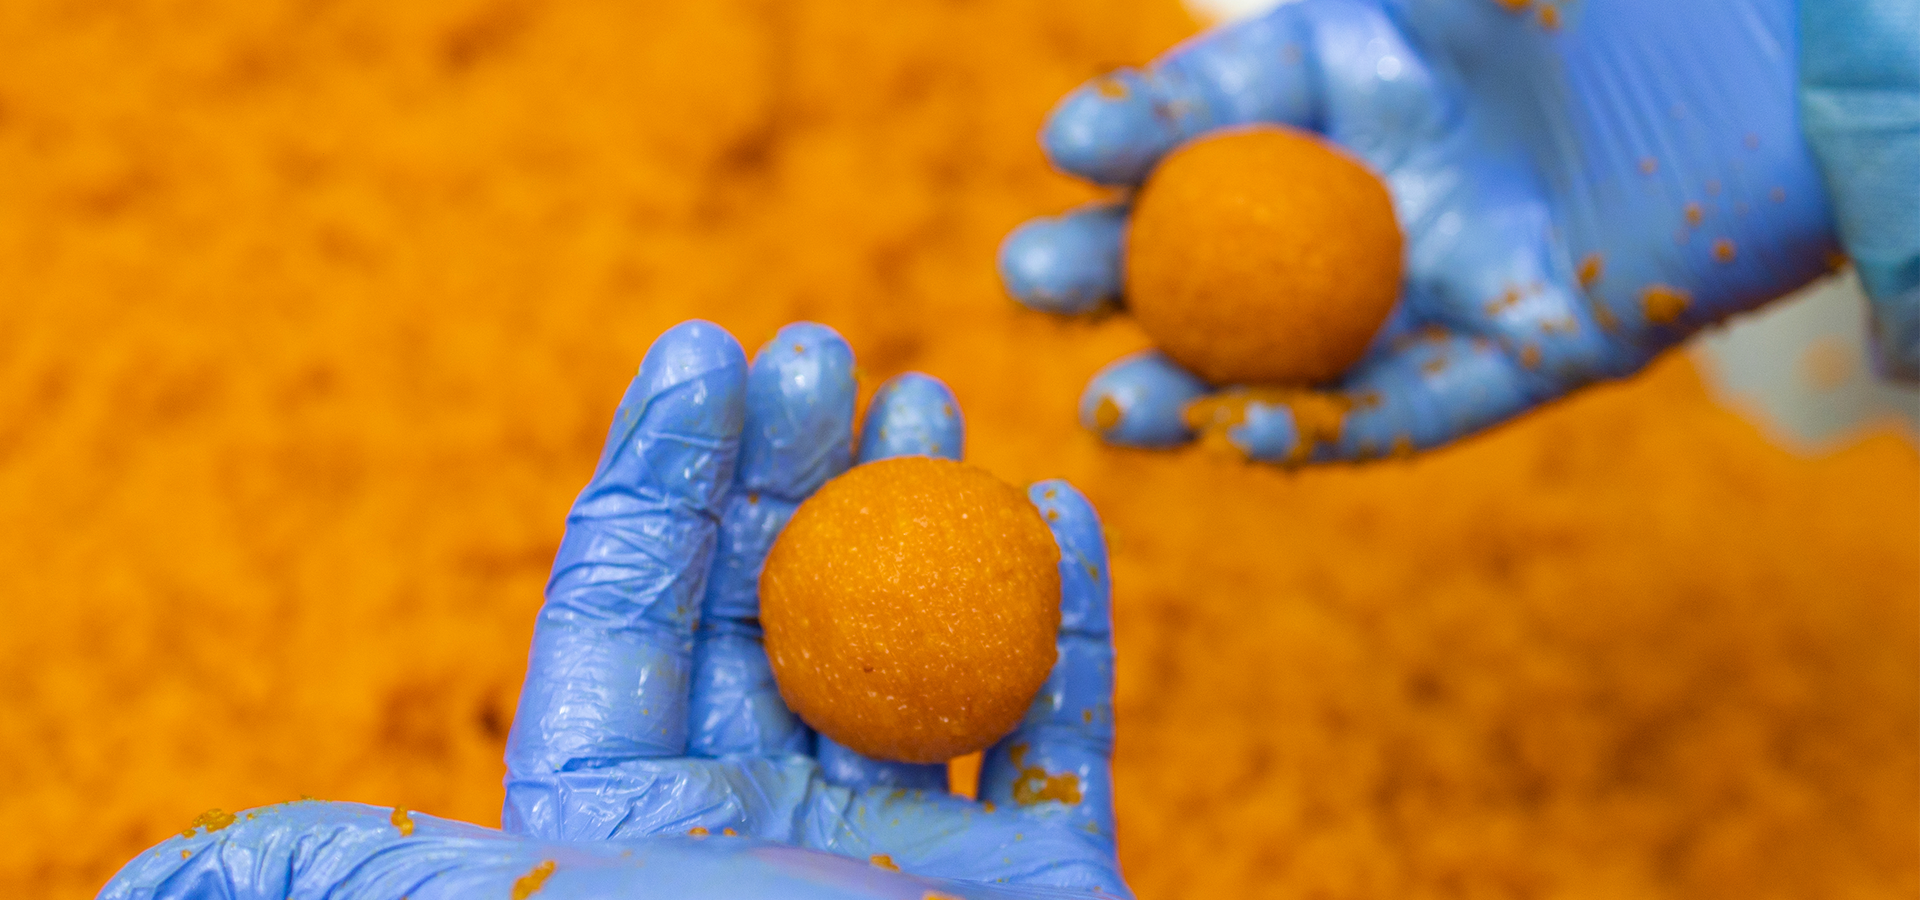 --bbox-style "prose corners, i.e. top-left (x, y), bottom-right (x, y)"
top-left (1691, 272), bottom-right (1919, 453)
top-left (1185, 0), bottom-right (1288, 24)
